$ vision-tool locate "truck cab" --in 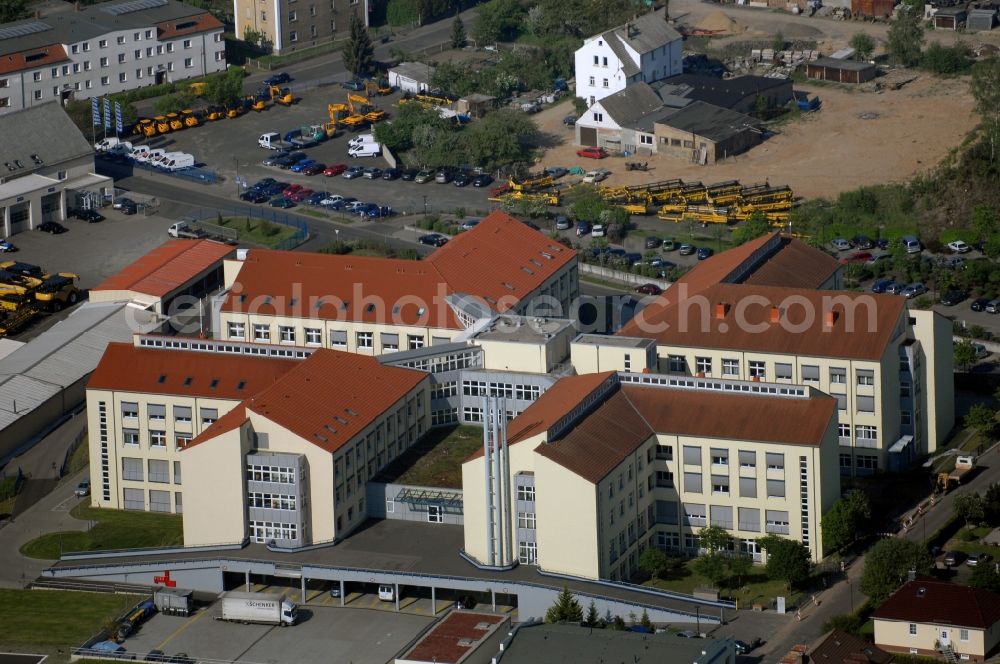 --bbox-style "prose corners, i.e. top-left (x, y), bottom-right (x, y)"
top-left (34, 273), bottom-right (79, 311)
